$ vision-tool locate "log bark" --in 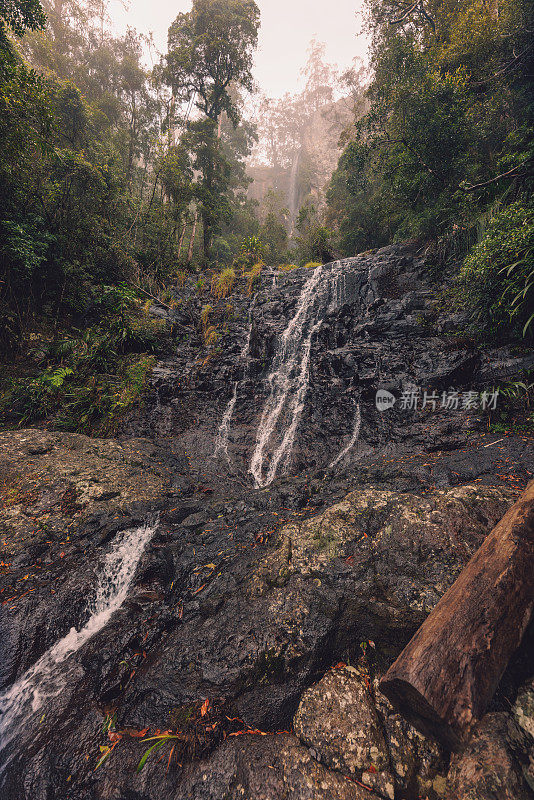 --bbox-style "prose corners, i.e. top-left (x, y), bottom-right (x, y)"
top-left (380, 480), bottom-right (534, 751)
